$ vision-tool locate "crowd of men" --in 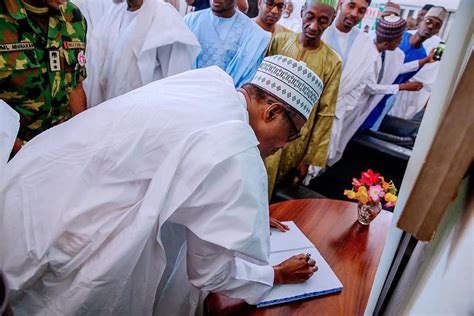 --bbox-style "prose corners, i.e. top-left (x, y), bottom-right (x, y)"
top-left (0, 0), bottom-right (448, 314)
